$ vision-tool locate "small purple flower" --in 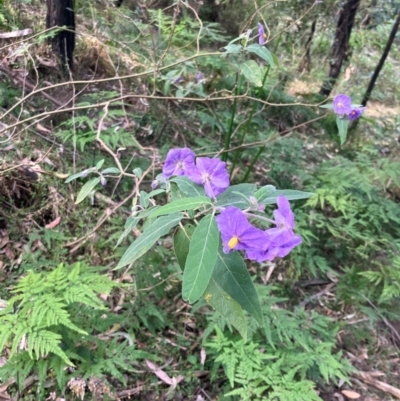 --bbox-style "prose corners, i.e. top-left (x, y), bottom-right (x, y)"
top-left (333, 94), bottom-right (352, 115)
top-left (100, 177), bottom-right (107, 186)
top-left (245, 196), bottom-right (302, 262)
top-left (162, 148), bottom-right (196, 179)
top-left (196, 72), bottom-right (204, 83)
top-left (173, 76), bottom-right (184, 84)
top-left (216, 206), bottom-right (269, 254)
top-left (151, 180), bottom-right (159, 189)
top-left (187, 157), bottom-right (230, 198)
top-left (81, 169), bottom-right (88, 178)
top-left (265, 196), bottom-right (296, 244)
top-left (347, 107), bottom-right (366, 121)
top-left (258, 23), bottom-right (266, 45)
